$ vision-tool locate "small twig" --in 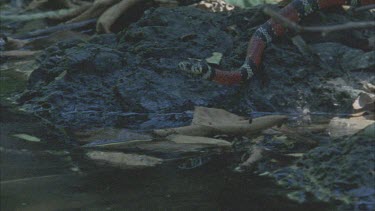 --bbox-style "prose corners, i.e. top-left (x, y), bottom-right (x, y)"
top-left (301, 21), bottom-right (375, 33)
top-left (263, 7), bottom-right (375, 34)
top-left (263, 7), bottom-right (302, 31)
top-left (354, 4), bottom-right (375, 12)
